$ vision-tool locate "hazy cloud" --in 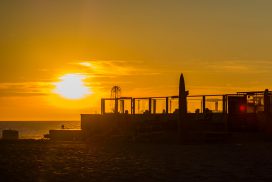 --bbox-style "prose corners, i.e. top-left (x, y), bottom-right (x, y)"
top-left (73, 59), bottom-right (160, 77)
top-left (0, 82), bottom-right (53, 97)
